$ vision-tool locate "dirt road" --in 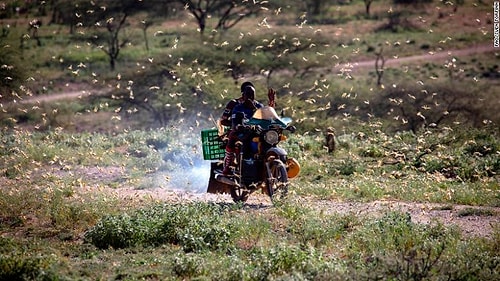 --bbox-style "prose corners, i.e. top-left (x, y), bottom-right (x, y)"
top-left (344, 43), bottom-right (497, 72)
